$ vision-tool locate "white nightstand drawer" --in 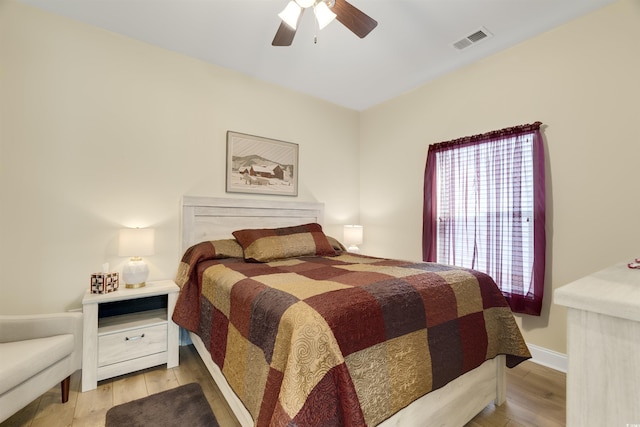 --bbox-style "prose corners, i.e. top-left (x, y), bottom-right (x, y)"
top-left (98, 323), bottom-right (167, 367)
